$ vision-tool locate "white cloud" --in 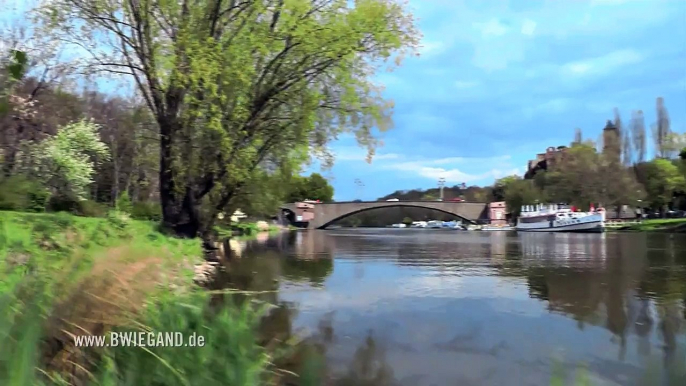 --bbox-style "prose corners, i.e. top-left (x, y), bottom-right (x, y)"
top-left (474, 19), bottom-right (509, 38)
top-left (381, 155), bottom-right (522, 184)
top-left (412, 0), bottom-right (674, 74)
top-left (562, 49), bottom-right (643, 76)
top-left (372, 153), bottom-right (401, 161)
top-left (585, 100), bottom-right (618, 114)
top-left (468, 18), bottom-right (528, 70)
top-left (375, 73), bottom-right (403, 87)
top-left (454, 80), bottom-right (480, 89)
top-left (414, 166), bottom-right (478, 182)
top-left (590, 0), bottom-right (631, 5)
top-left (418, 39), bottom-right (445, 57)
top-left (539, 98), bottom-right (572, 112)
top-left (521, 19), bottom-right (537, 36)
top-left (523, 98), bottom-right (574, 117)
top-left (333, 147), bottom-right (399, 162)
